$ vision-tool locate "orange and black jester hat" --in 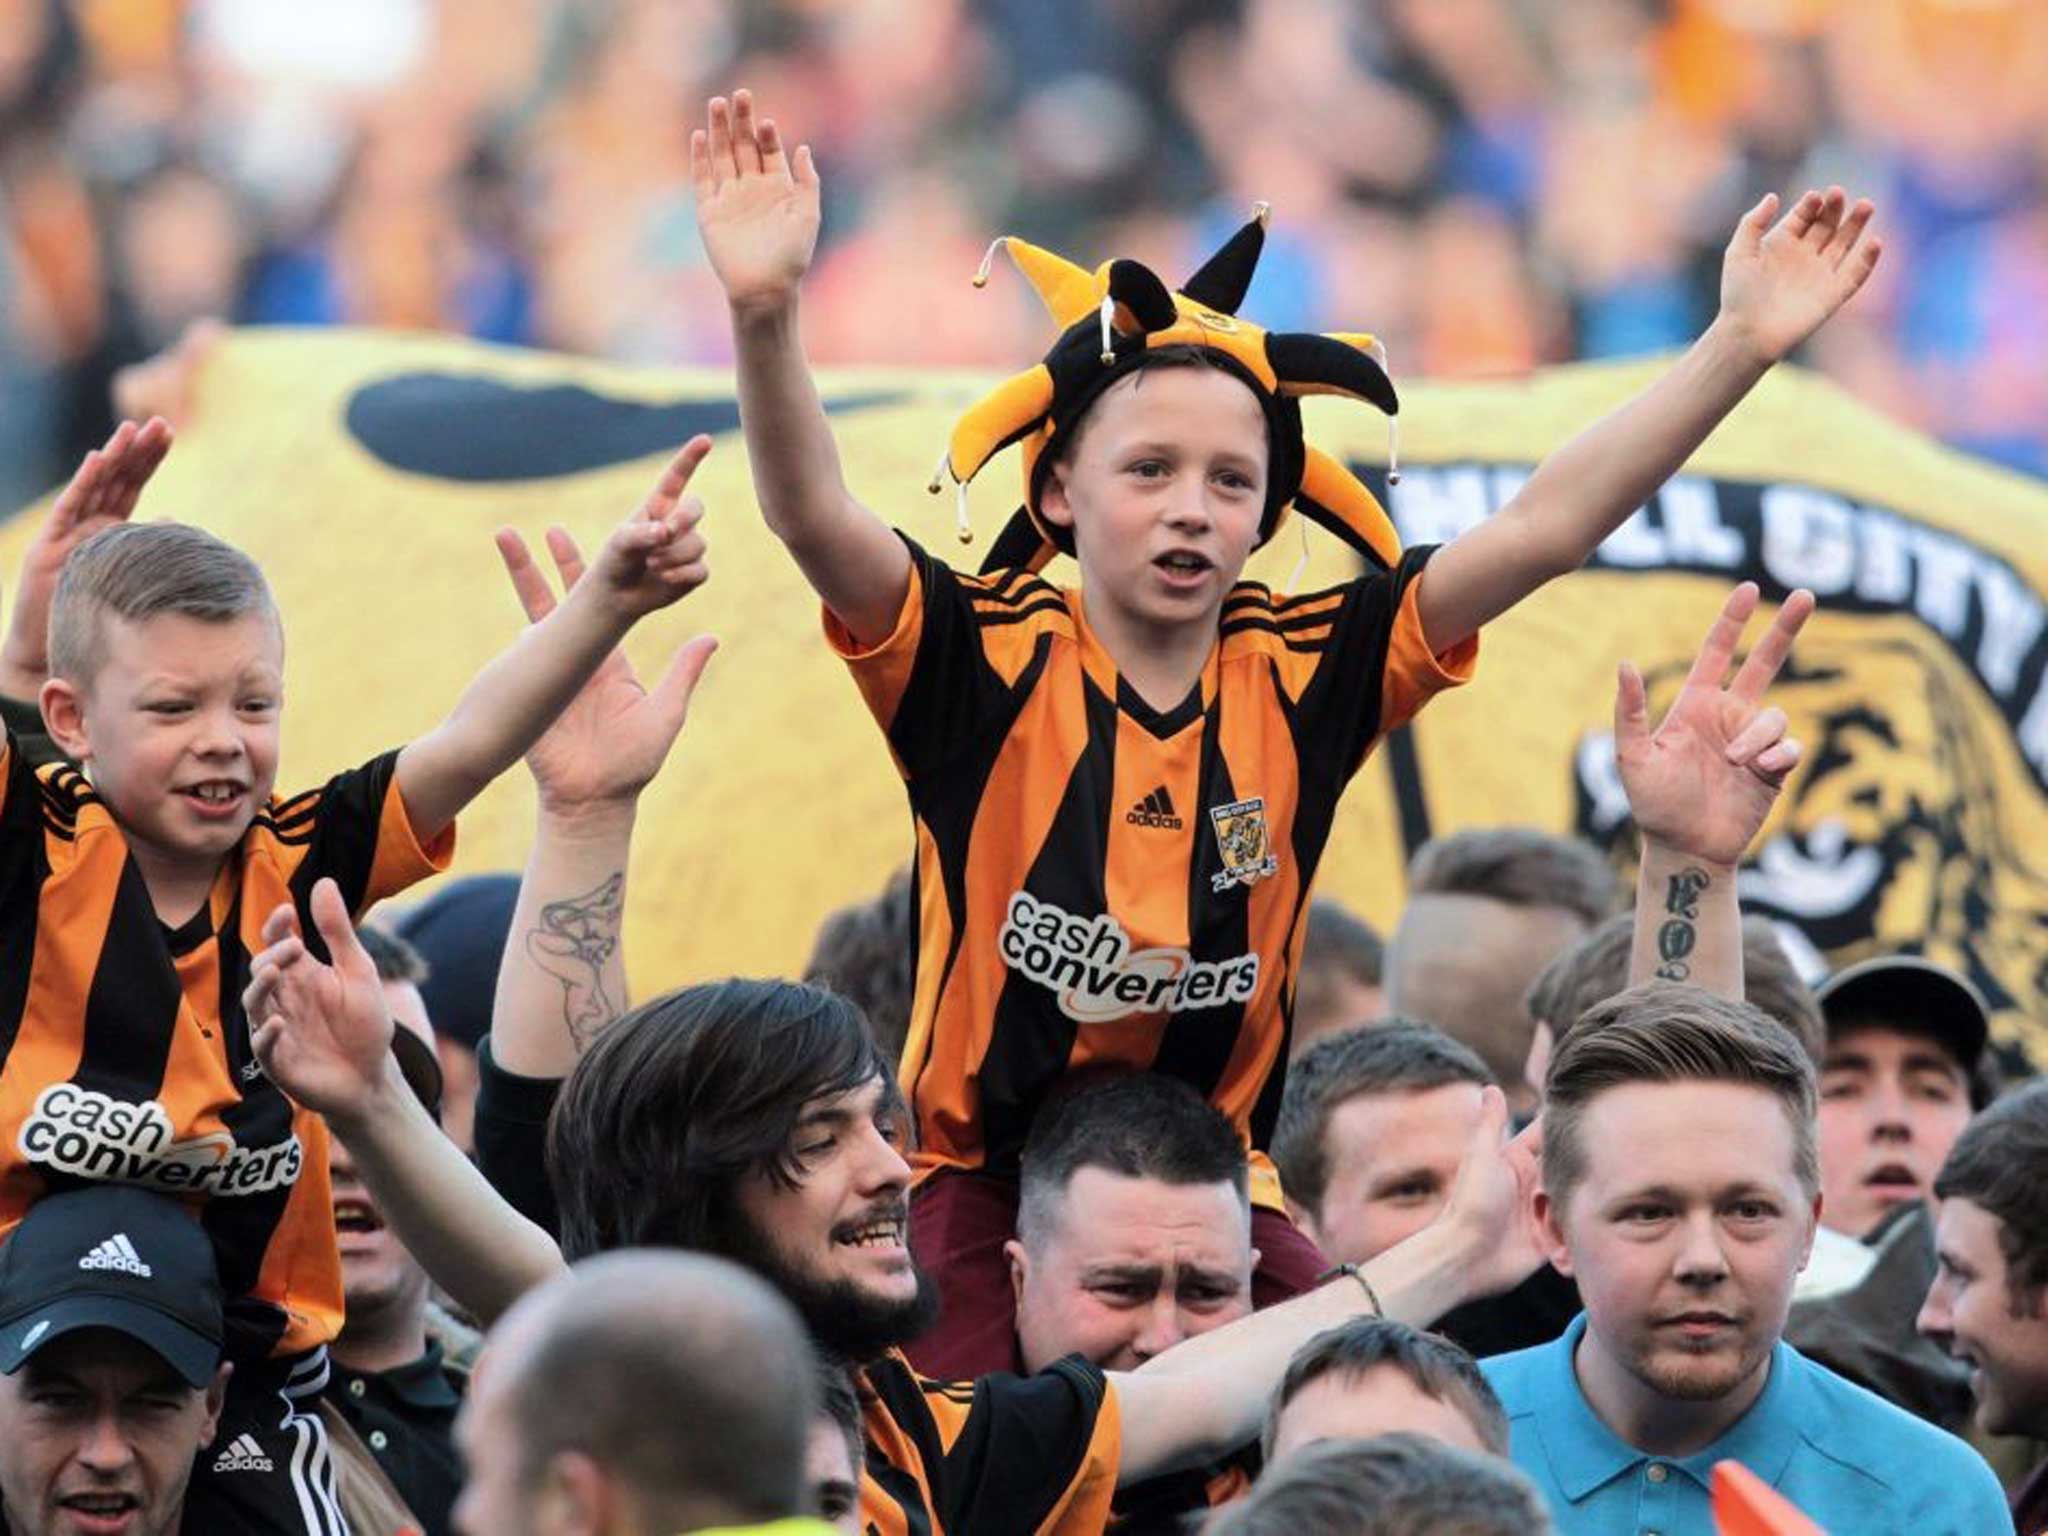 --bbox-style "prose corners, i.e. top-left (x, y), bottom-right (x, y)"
top-left (931, 204), bottom-right (1405, 579)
